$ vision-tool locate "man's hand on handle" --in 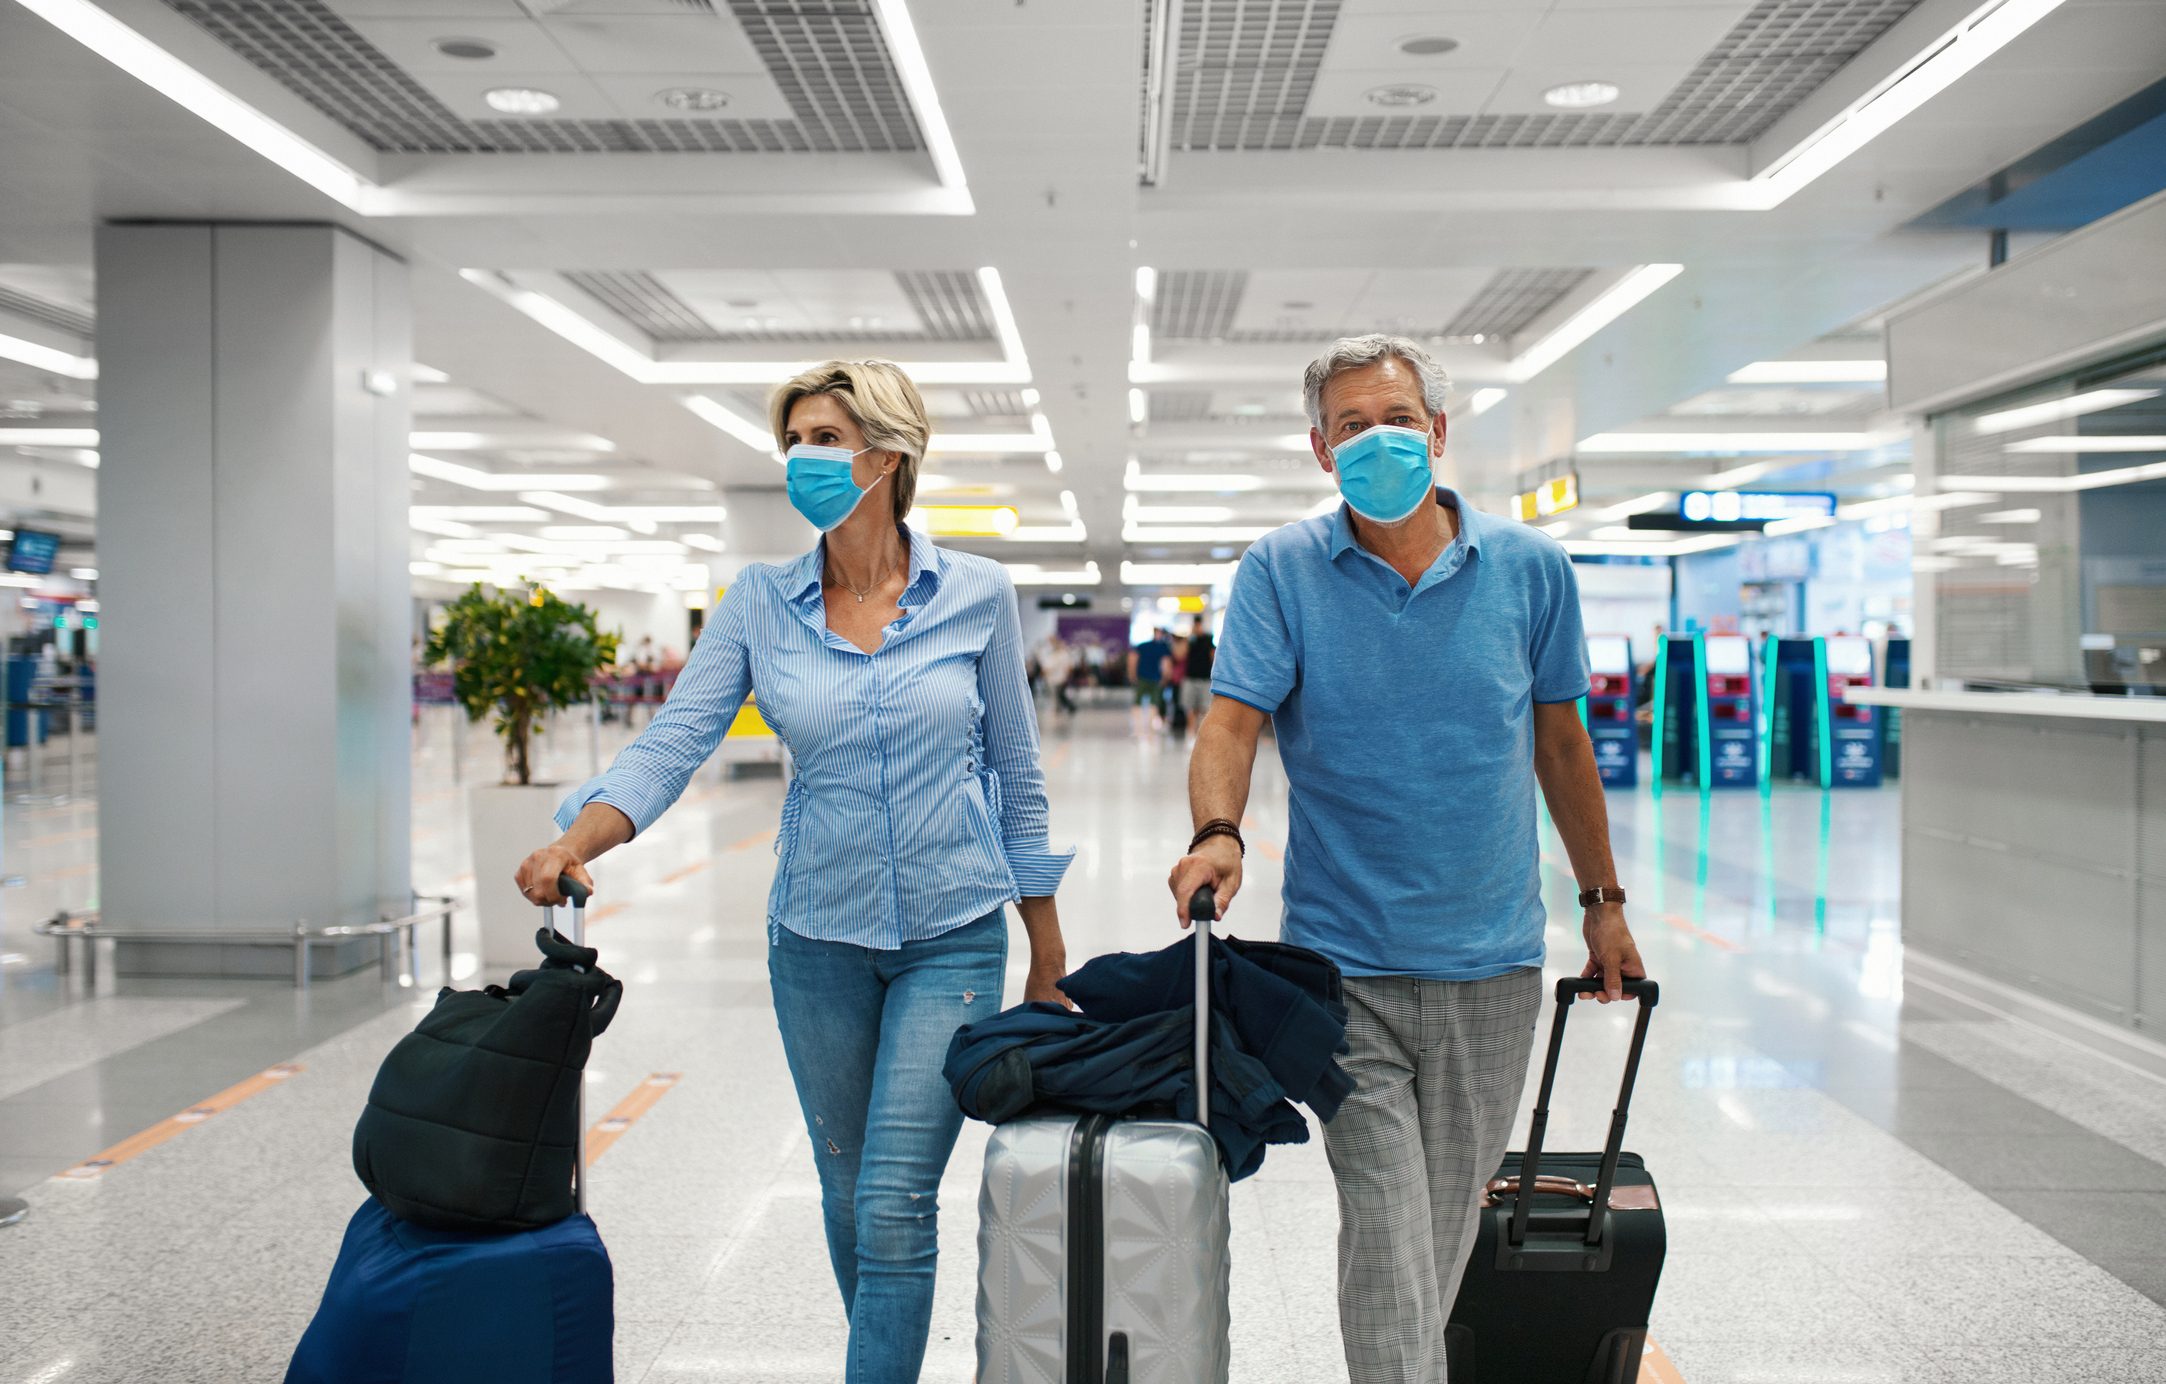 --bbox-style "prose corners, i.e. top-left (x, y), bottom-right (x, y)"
top-left (1168, 836), bottom-right (1243, 929)
top-left (1579, 904), bottom-right (1646, 1004)
top-left (515, 843), bottom-right (594, 907)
